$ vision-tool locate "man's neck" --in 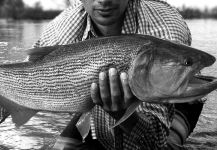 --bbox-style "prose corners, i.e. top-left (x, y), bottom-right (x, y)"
top-left (91, 19), bottom-right (124, 36)
top-left (95, 23), bottom-right (122, 36)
